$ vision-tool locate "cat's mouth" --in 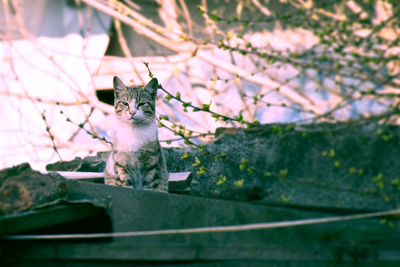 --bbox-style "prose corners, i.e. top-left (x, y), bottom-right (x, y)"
top-left (128, 113), bottom-right (138, 121)
top-left (129, 116), bottom-right (153, 125)
top-left (129, 115), bottom-right (145, 124)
